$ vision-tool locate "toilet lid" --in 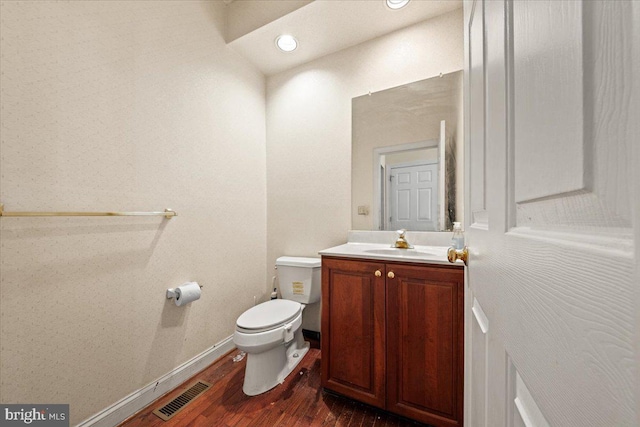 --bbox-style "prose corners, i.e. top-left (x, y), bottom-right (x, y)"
top-left (236, 299), bottom-right (302, 332)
